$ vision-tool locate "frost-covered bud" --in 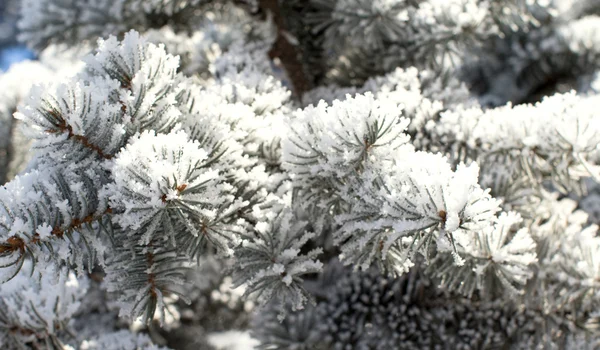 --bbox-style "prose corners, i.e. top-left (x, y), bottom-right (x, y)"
top-left (106, 130), bottom-right (245, 256)
top-left (233, 209), bottom-right (323, 319)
